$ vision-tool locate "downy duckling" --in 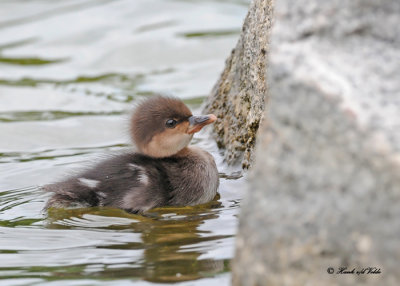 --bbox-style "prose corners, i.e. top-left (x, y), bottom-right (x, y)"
top-left (44, 96), bottom-right (219, 213)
